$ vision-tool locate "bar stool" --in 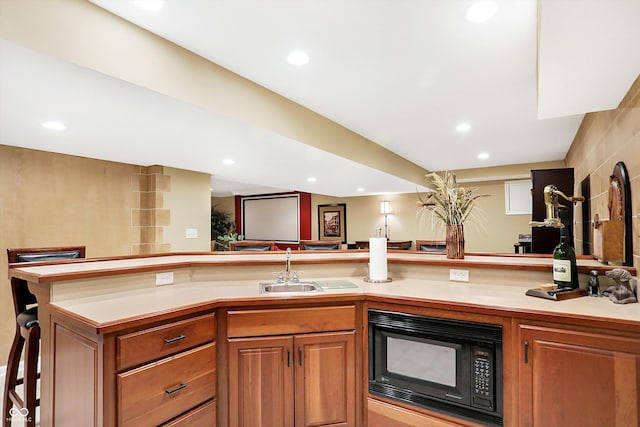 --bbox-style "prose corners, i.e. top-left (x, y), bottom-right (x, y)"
top-left (4, 246), bottom-right (85, 427)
